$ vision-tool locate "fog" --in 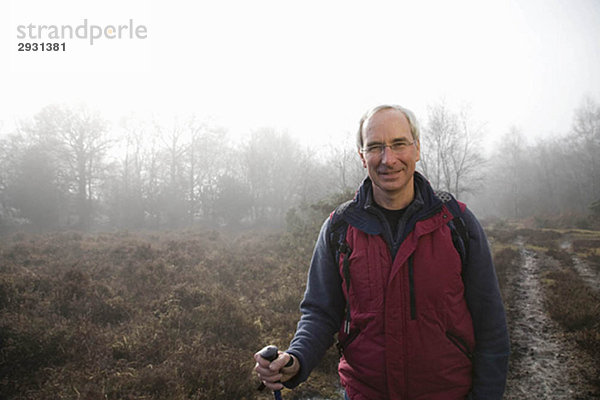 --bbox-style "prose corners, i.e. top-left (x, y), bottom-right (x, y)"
top-left (1, 0), bottom-right (600, 232)
top-left (0, 97), bottom-right (598, 233)
top-left (3, 0), bottom-right (600, 148)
